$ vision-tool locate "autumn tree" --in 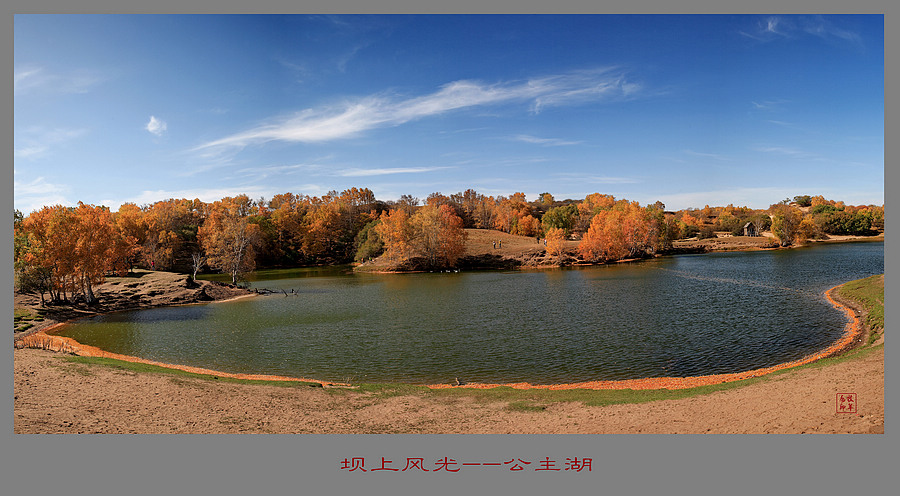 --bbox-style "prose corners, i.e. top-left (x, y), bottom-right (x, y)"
top-left (301, 195), bottom-right (346, 261)
top-left (577, 198), bottom-right (658, 262)
top-left (545, 227), bottom-right (566, 264)
top-left (797, 214), bottom-right (823, 243)
top-left (375, 204), bottom-right (467, 268)
top-left (396, 194), bottom-right (420, 215)
top-left (113, 202), bottom-right (147, 272)
top-left (142, 198), bottom-right (204, 271)
top-left (199, 197), bottom-right (261, 284)
top-left (579, 209), bottom-right (628, 262)
top-left (375, 208), bottom-right (414, 264)
top-left (14, 210), bottom-right (52, 303)
top-left (770, 204), bottom-right (802, 246)
top-left (268, 192), bottom-right (309, 264)
top-left (20, 205), bottom-right (79, 302)
top-left (18, 203), bottom-right (125, 304)
top-left (434, 204), bottom-right (467, 267)
top-left (71, 202), bottom-right (121, 304)
top-left (514, 214), bottom-right (542, 237)
top-left (408, 204), bottom-right (467, 267)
